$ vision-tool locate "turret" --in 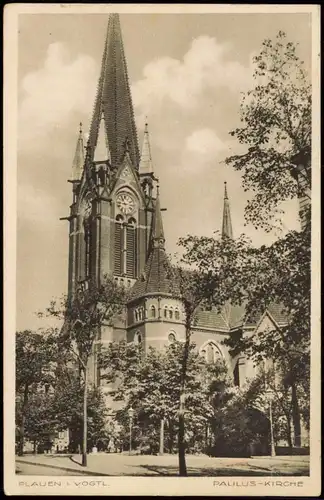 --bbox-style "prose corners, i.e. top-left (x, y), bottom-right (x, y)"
top-left (139, 121), bottom-right (156, 198)
top-left (71, 122), bottom-right (84, 182)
